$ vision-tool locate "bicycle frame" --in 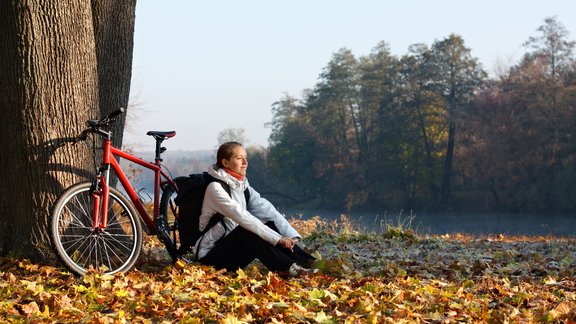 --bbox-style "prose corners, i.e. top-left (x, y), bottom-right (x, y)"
top-left (96, 138), bottom-right (175, 235)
